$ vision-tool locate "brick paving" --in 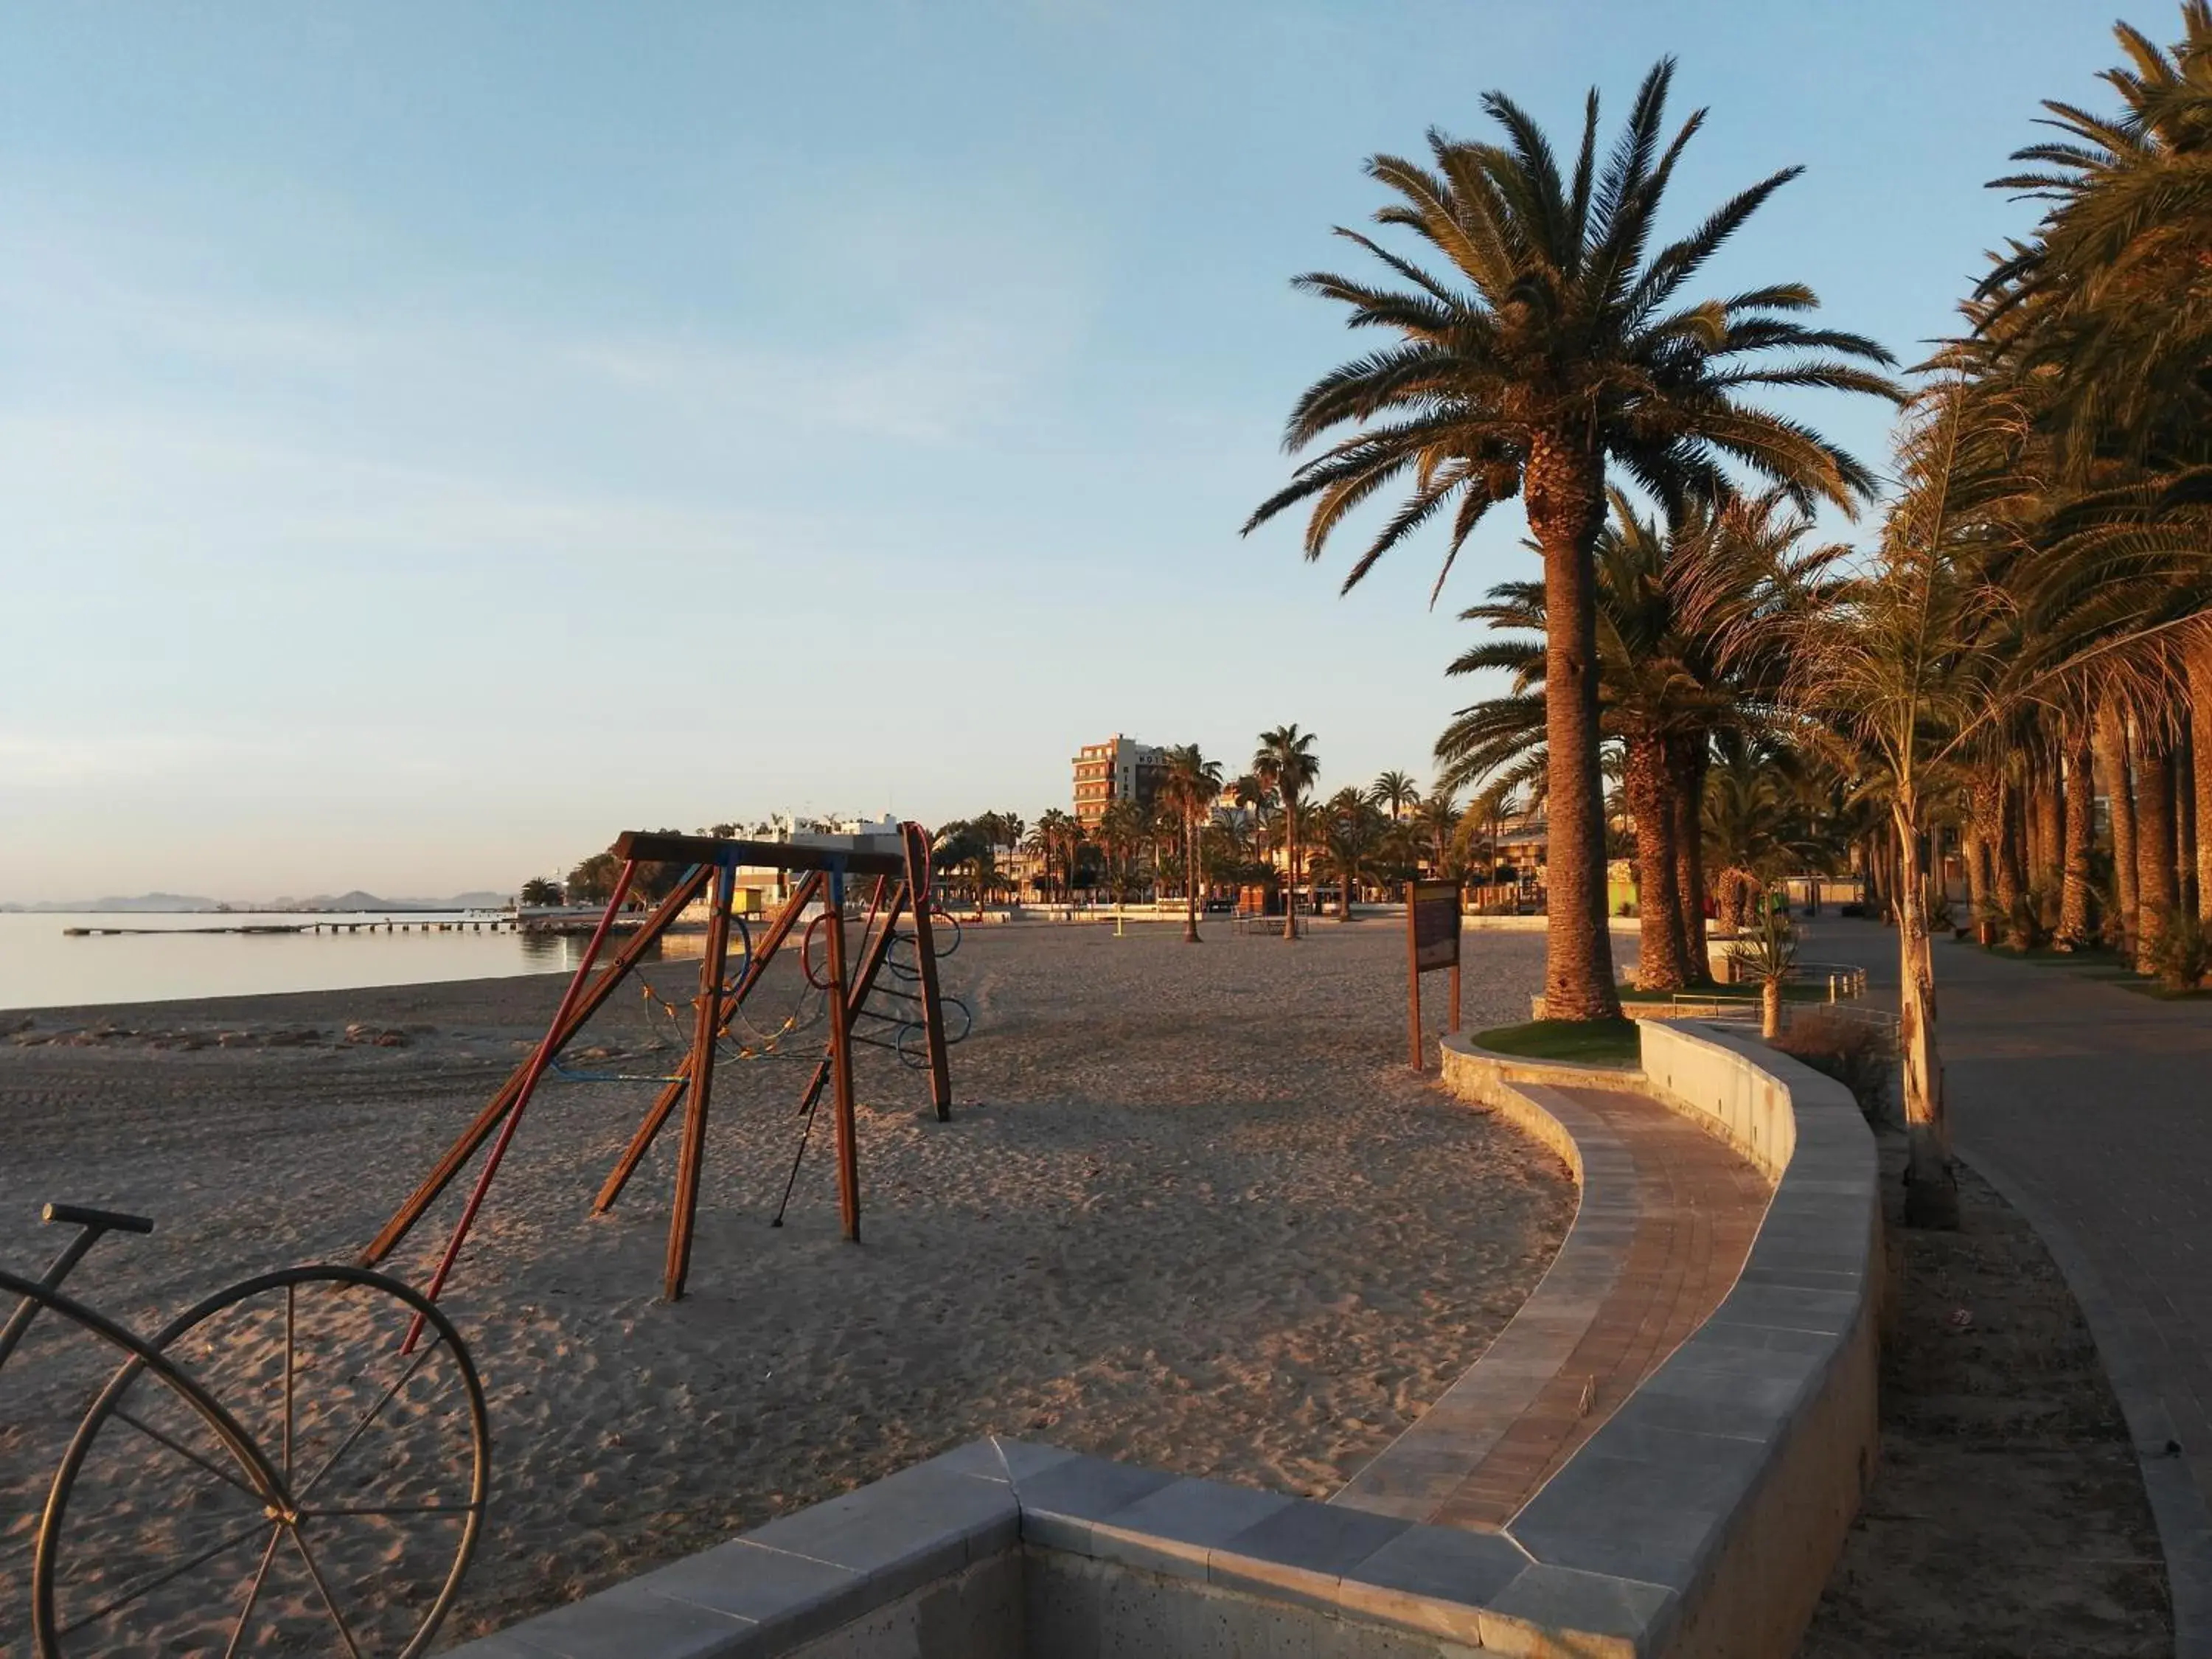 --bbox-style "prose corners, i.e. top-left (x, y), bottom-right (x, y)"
top-left (1805, 917), bottom-right (2212, 1654)
top-left (1429, 1087), bottom-right (1768, 1530)
top-left (1336, 1079), bottom-right (1769, 1530)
